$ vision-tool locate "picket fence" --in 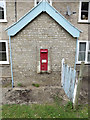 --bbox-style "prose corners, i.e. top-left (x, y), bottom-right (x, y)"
top-left (61, 58), bottom-right (78, 103)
